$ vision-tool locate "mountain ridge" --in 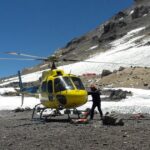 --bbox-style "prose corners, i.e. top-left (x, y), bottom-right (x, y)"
top-left (0, 0), bottom-right (150, 90)
top-left (19, 0), bottom-right (150, 75)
